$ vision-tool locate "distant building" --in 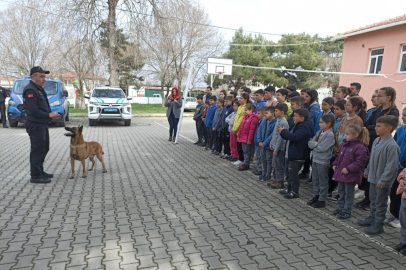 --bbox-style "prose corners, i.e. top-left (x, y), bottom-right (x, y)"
top-left (0, 76), bottom-right (17, 88)
top-left (333, 14), bottom-right (406, 110)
